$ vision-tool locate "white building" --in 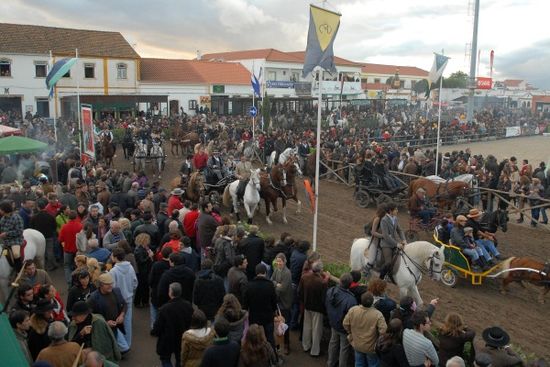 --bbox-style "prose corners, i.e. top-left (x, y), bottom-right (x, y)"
top-left (0, 23), bottom-right (151, 120)
top-left (360, 63), bottom-right (429, 102)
